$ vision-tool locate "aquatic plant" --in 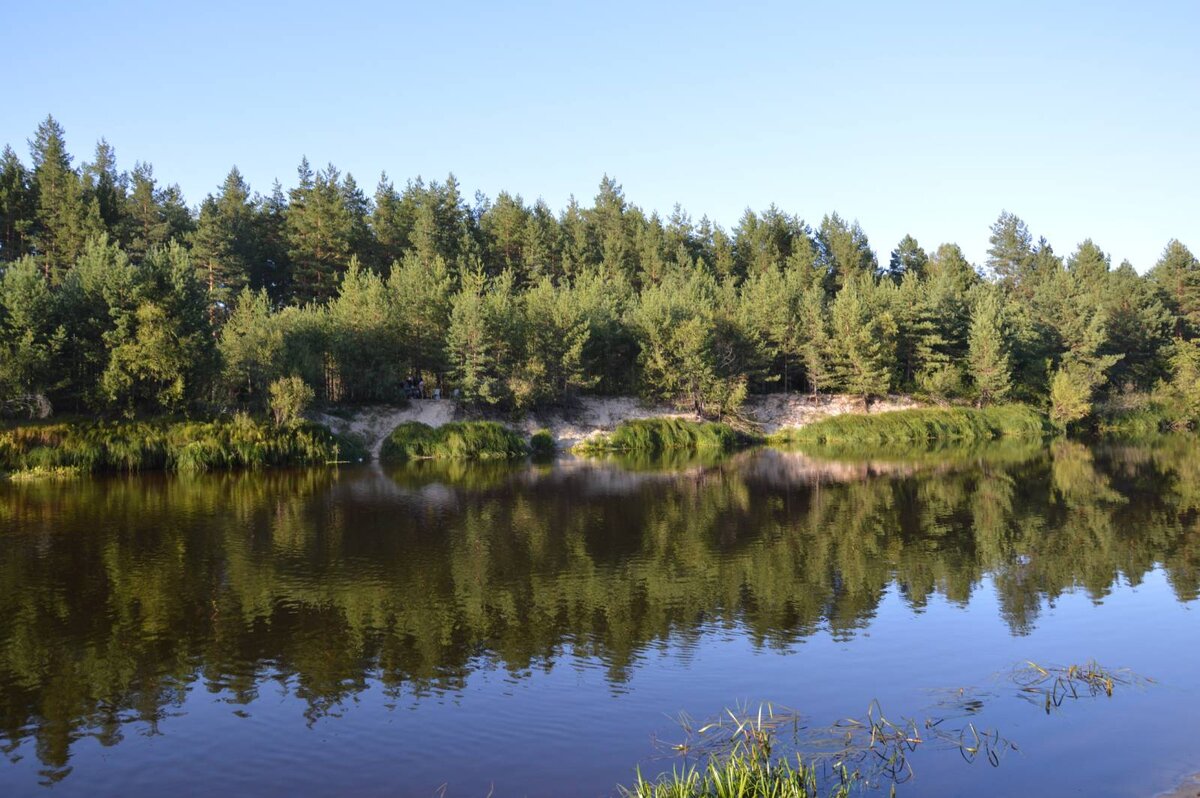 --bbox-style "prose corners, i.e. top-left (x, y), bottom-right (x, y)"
top-left (379, 420), bottom-right (527, 462)
top-left (624, 706), bottom-right (855, 798)
top-left (771, 405), bottom-right (1048, 446)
